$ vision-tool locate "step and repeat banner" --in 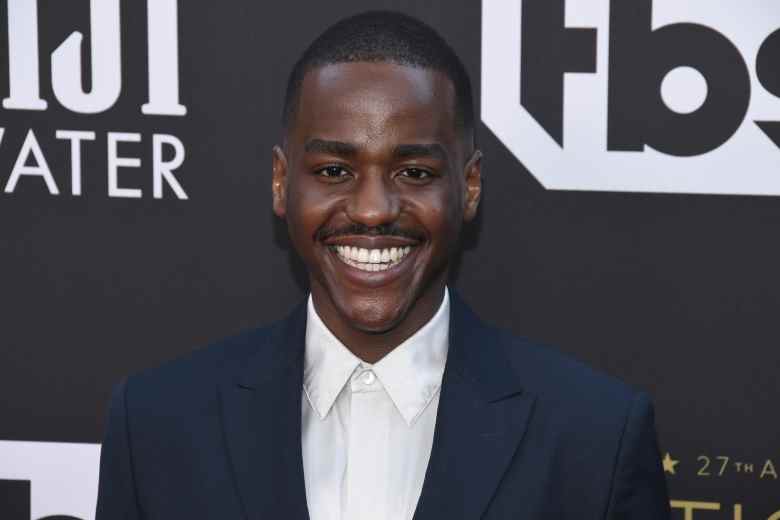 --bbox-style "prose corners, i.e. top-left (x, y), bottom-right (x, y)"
top-left (1, 1), bottom-right (778, 518)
